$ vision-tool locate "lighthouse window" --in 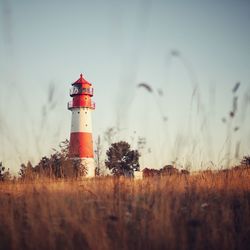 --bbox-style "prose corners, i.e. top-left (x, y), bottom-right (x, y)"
top-left (78, 111), bottom-right (80, 114)
top-left (85, 112), bottom-right (87, 114)
top-left (85, 124), bottom-right (88, 127)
